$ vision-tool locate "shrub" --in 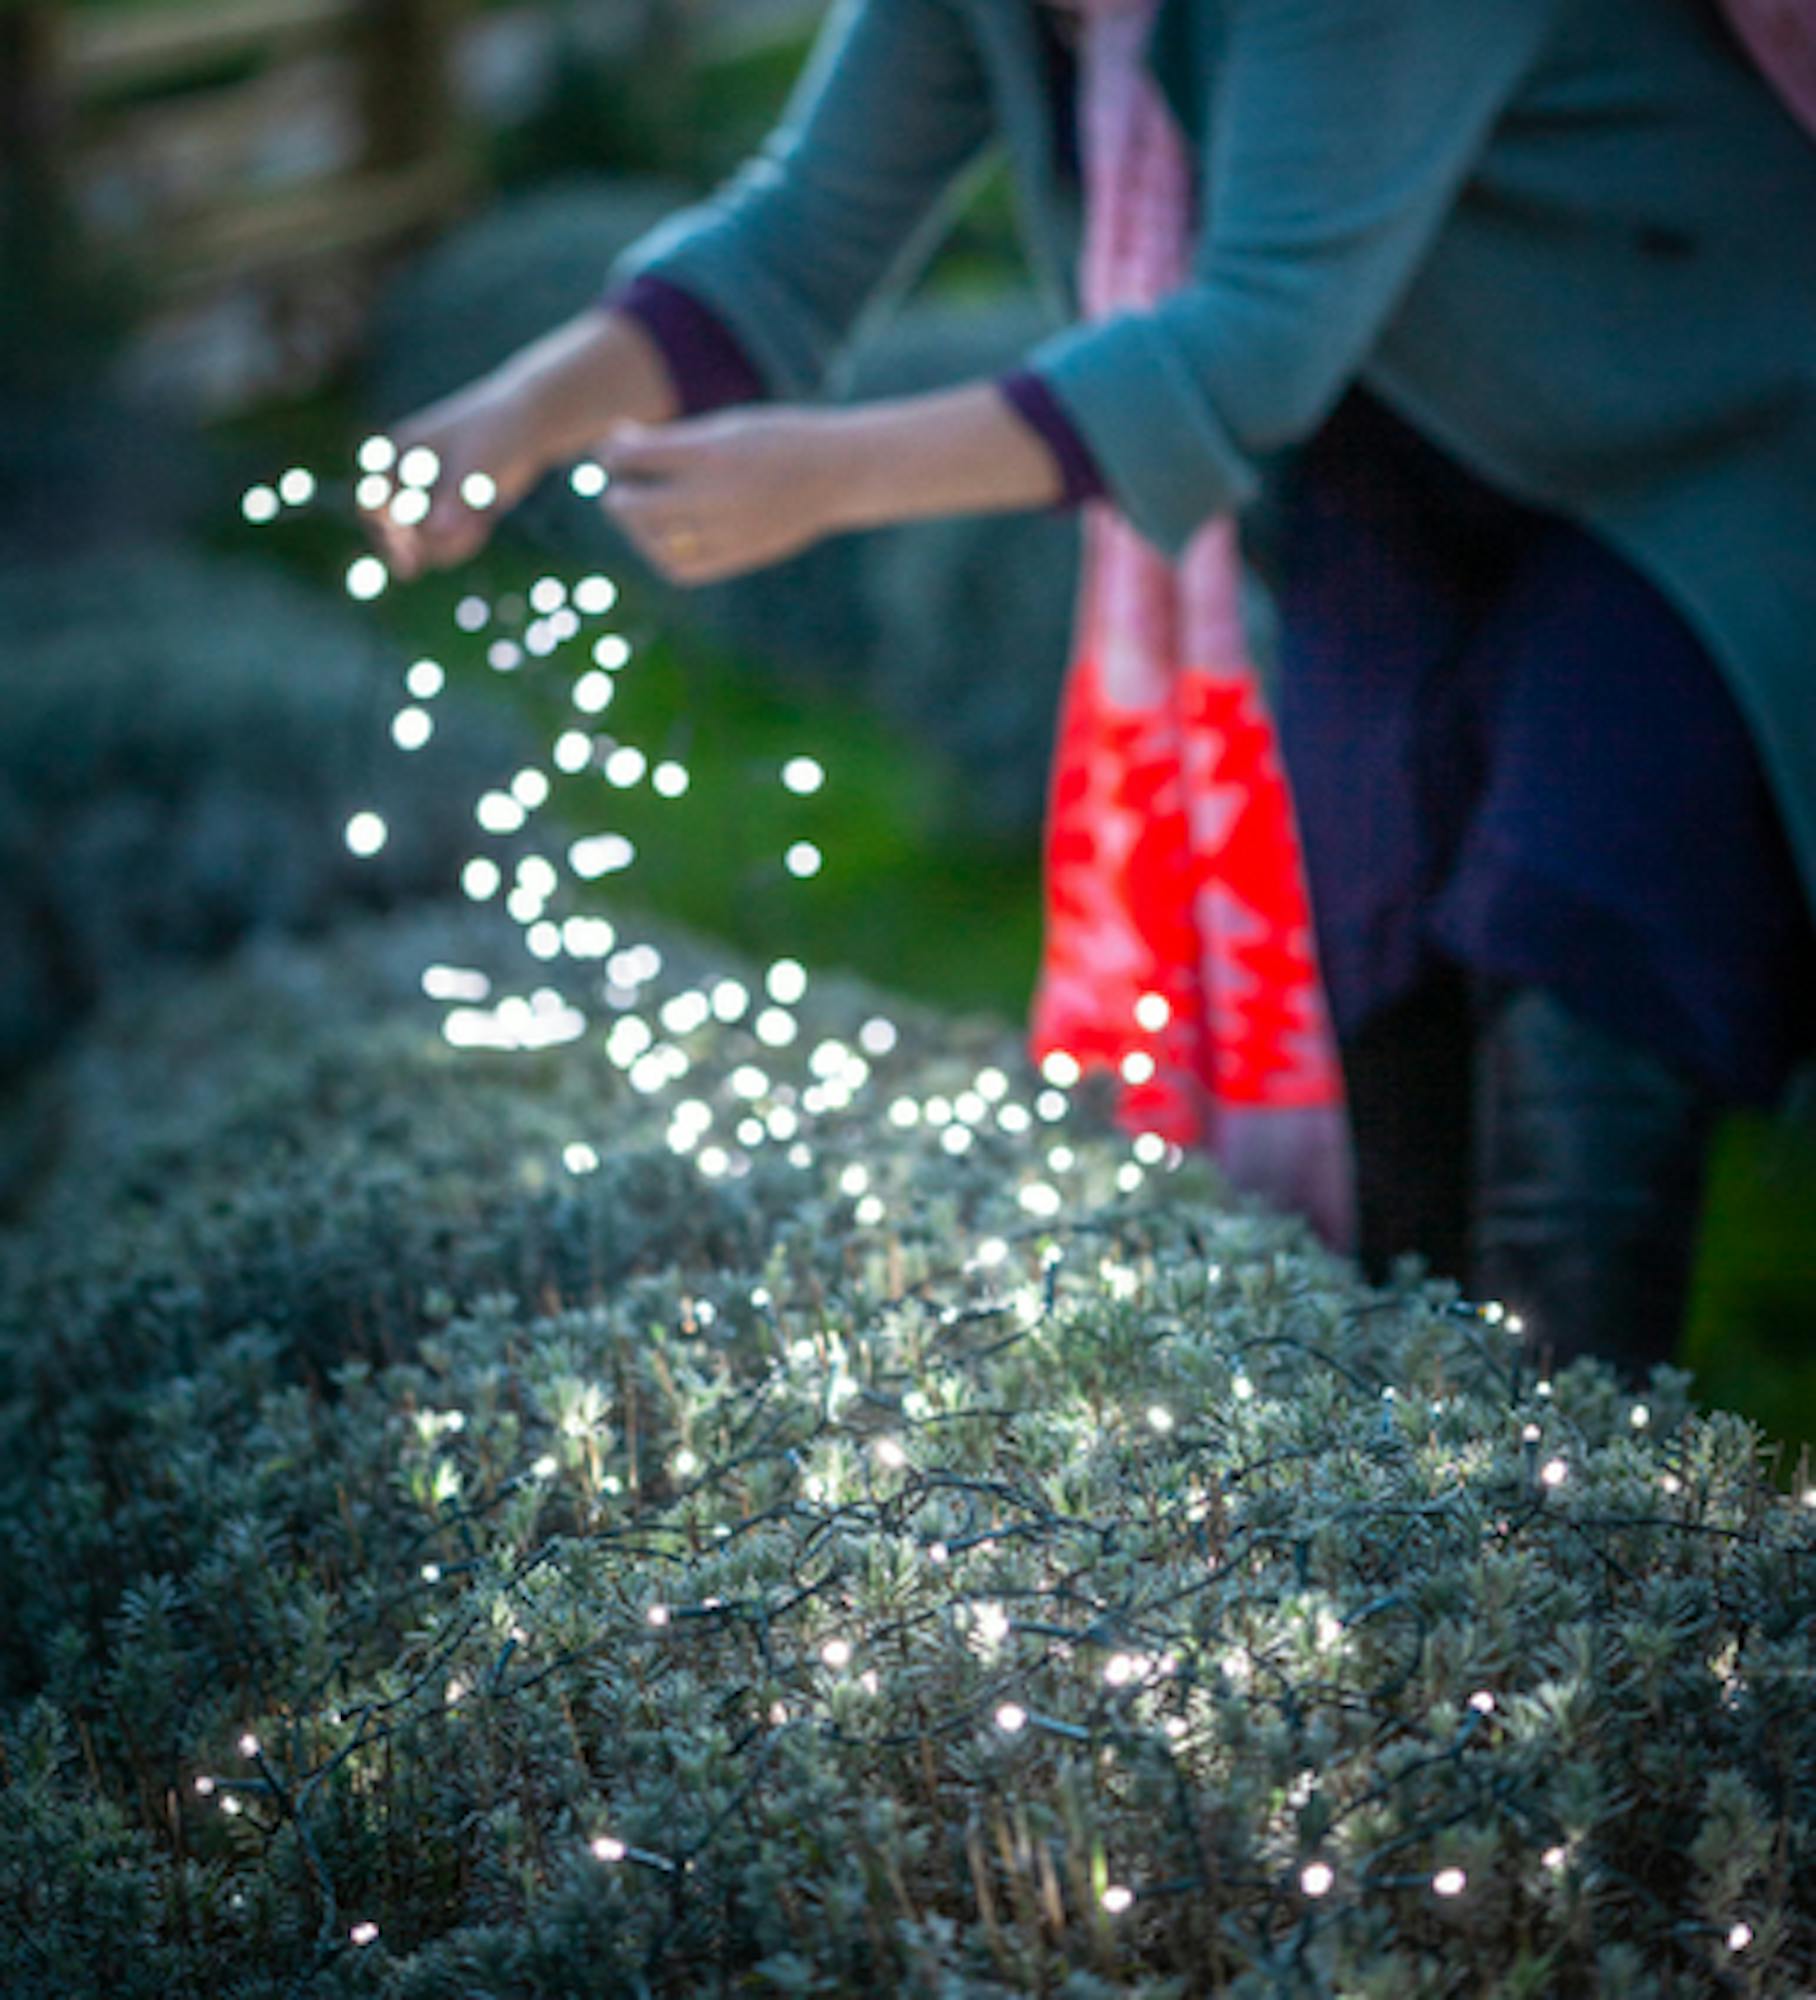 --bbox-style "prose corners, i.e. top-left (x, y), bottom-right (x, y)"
top-left (2, 896), bottom-right (1813, 1996)
top-left (0, 549), bottom-right (533, 1104)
